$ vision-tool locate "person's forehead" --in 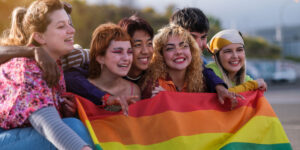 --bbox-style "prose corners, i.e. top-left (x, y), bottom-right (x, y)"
top-left (190, 31), bottom-right (207, 36)
top-left (133, 30), bottom-right (151, 39)
top-left (166, 35), bottom-right (185, 44)
top-left (49, 9), bottom-right (69, 23)
top-left (110, 40), bottom-right (131, 46)
top-left (221, 43), bottom-right (244, 50)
